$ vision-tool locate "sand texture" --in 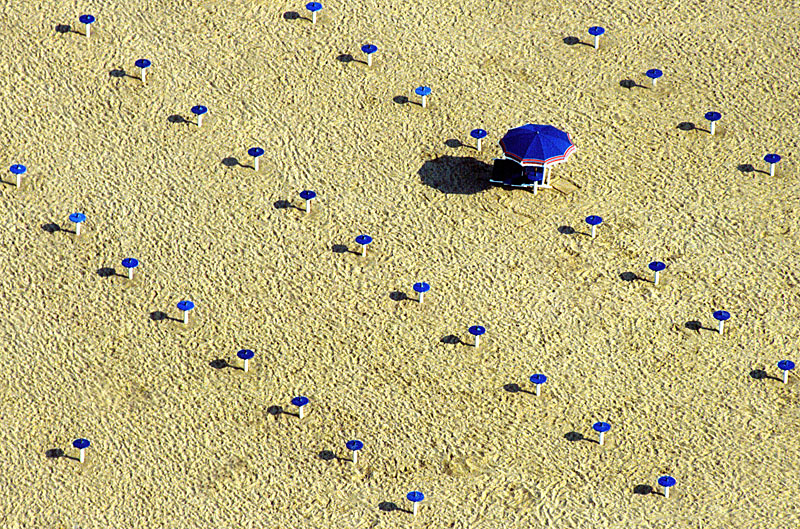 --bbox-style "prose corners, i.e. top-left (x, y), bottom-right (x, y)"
top-left (1, 0), bottom-right (799, 527)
